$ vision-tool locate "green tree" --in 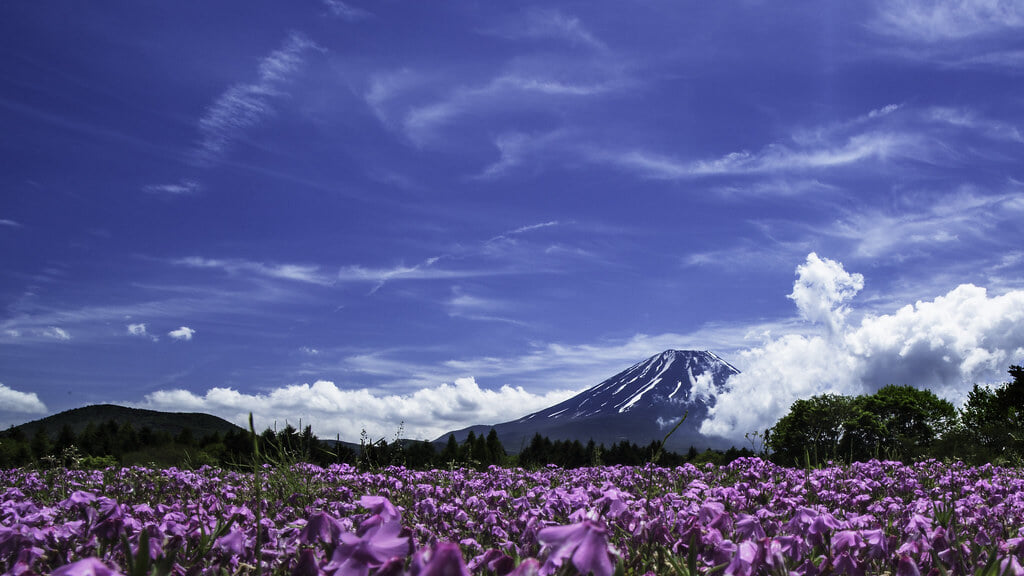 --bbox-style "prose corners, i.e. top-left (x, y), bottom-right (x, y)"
top-left (440, 434), bottom-right (459, 464)
top-left (30, 426), bottom-right (52, 459)
top-left (766, 394), bottom-right (855, 466)
top-left (841, 385), bottom-right (956, 462)
top-left (961, 365), bottom-right (1024, 464)
top-left (485, 428), bottom-right (505, 465)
